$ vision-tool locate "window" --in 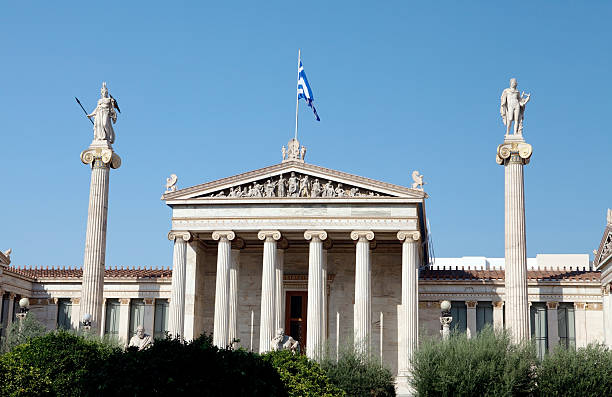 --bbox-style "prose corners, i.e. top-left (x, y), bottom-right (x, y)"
top-left (57, 299), bottom-right (73, 330)
top-left (450, 301), bottom-right (467, 333)
top-left (530, 303), bottom-right (548, 360)
top-left (129, 299), bottom-right (145, 337)
top-left (104, 299), bottom-right (120, 336)
top-left (154, 299), bottom-right (169, 339)
top-left (476, 302), bottom-right (494, 332)
top-left (558, 303), bottom-right (576, 349)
